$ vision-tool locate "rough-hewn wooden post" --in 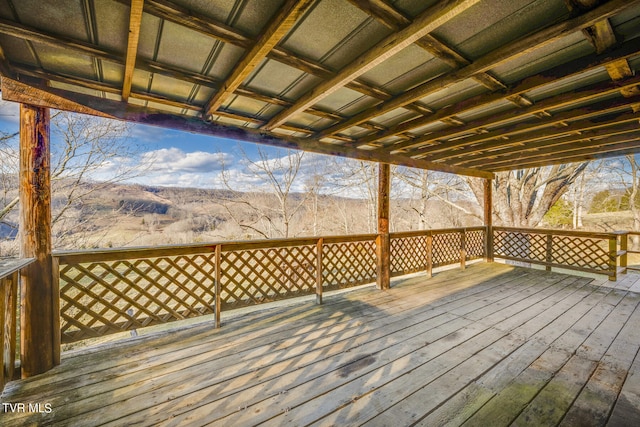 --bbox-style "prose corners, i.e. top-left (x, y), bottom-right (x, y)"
top-left (376, 163), bottom-right (391, 290)
top-left (19, 104), bottom-right (58, 377)
top-left (316, 238), bottom-right (323, 304)
top-left (214, 244), bottom-right (221, 328)
top-left (484, 178), bottom-right (493, 262)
